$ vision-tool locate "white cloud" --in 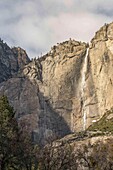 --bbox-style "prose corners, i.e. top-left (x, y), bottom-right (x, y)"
top-left (0, 0), bottom-right (113, 58)
top-left (49, 12), bottom-right (112, 43)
